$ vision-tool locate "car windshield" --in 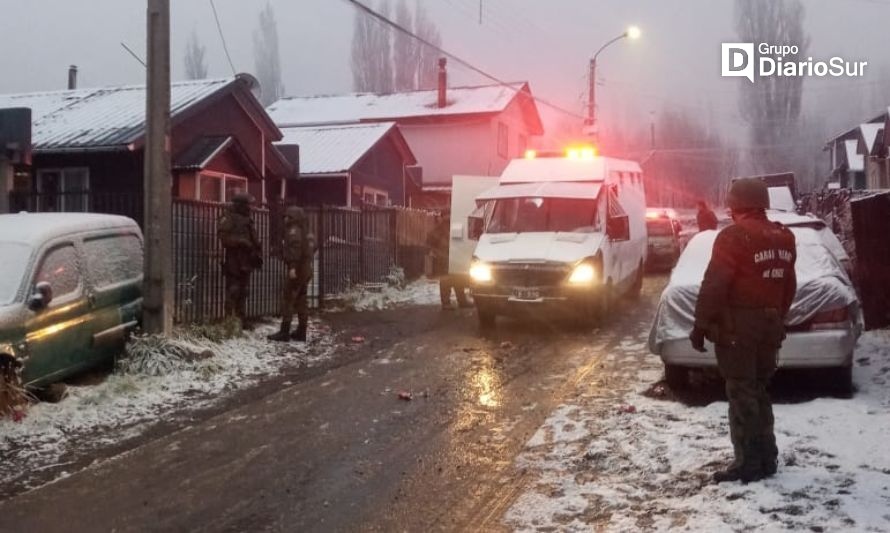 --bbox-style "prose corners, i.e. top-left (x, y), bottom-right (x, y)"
top-left (0, 242), bottom-right (32, 305)
top-left (646, 219), bottom-right (674, 236)
top-left (486, 197), bottom-right (598, 234)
